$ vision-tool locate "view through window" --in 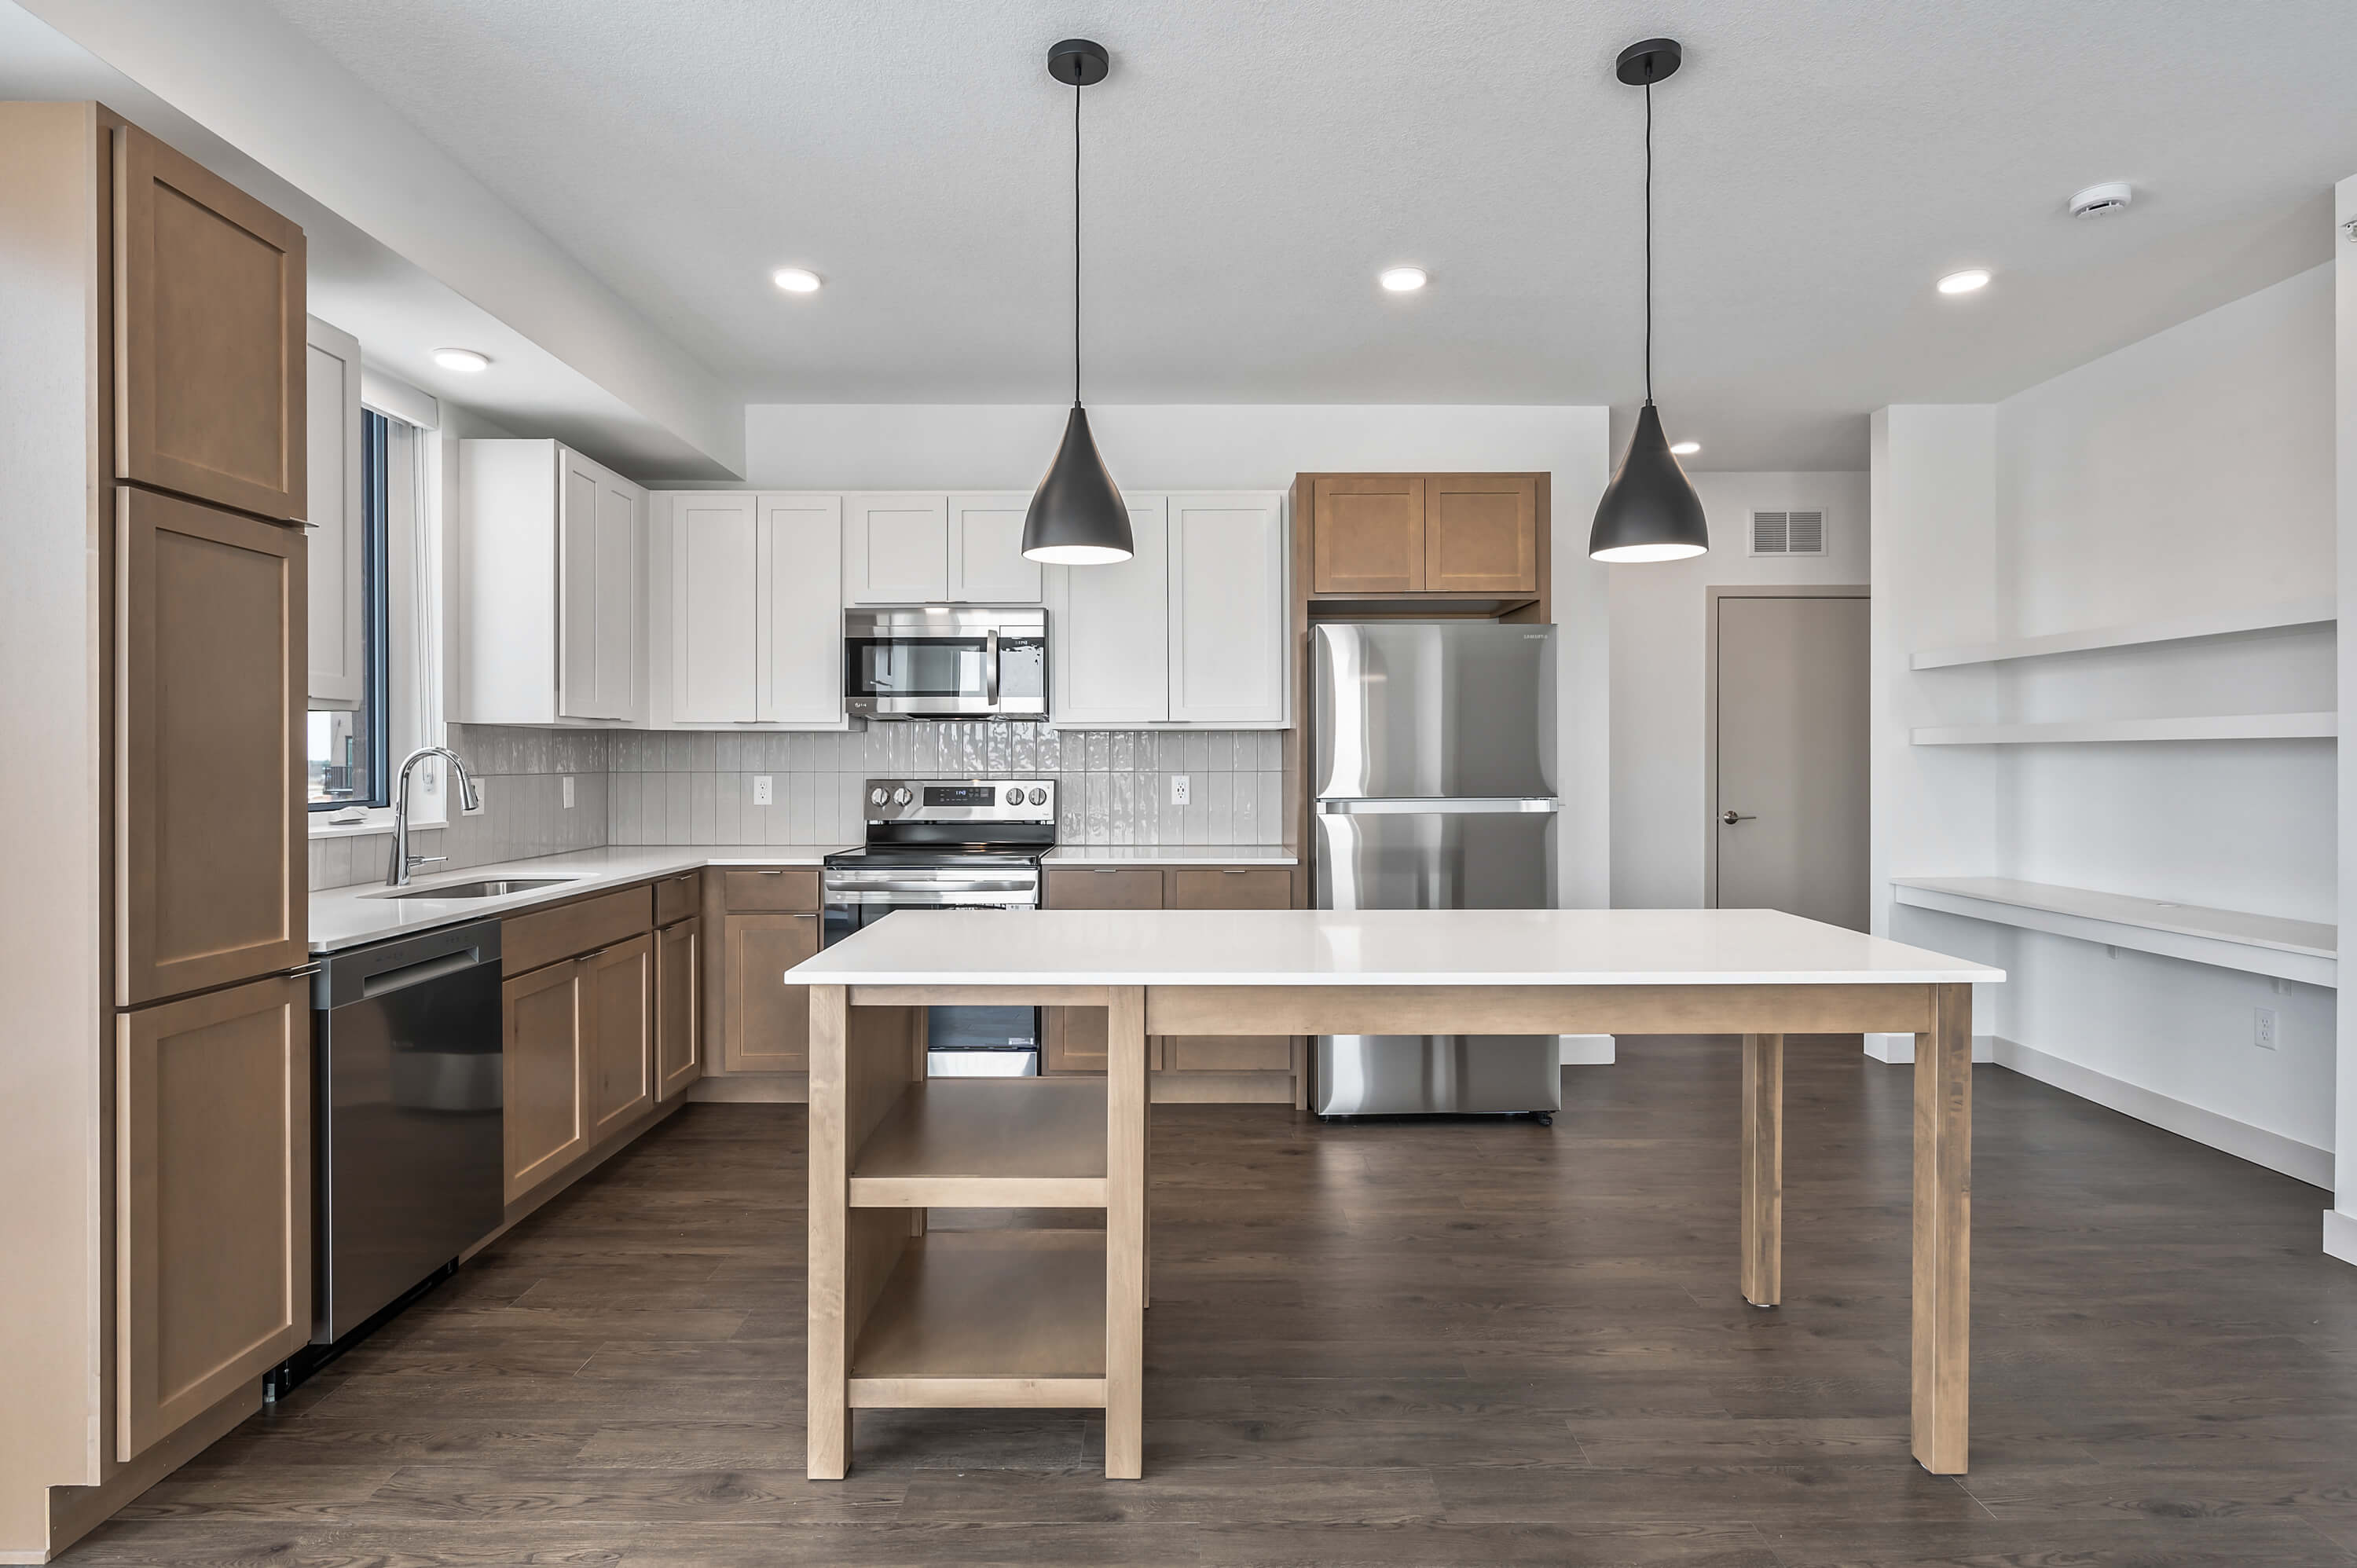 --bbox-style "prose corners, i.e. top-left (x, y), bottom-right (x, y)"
top-left (308, 409), bottom-right (391, 808)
